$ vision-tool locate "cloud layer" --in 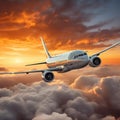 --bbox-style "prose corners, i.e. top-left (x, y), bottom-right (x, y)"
top-left (0, 65), bottom-right (120, 120)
